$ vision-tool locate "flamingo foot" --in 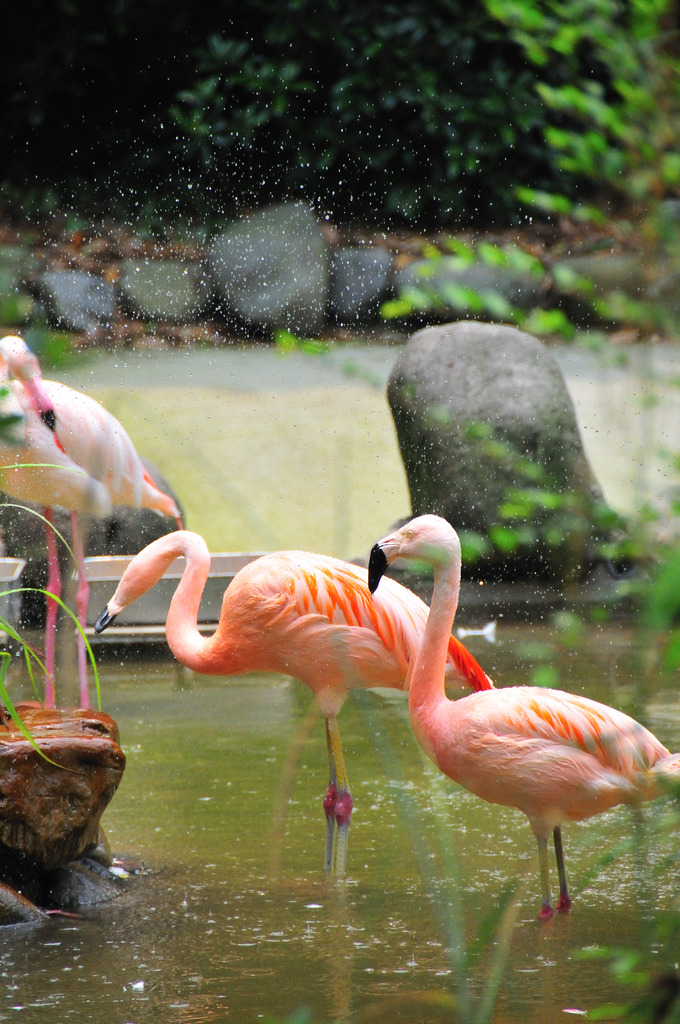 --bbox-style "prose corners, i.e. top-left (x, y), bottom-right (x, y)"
top-left (321, 785), bottom-right (353, 876)
top-left (334, 790), bottom-right (353, 828)
top-left (556, 892), bottom-right (572, 914)
top-left (539, 901), bottom-right (555, 920)
top-left (322, 782), bottom-right (338, 820)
